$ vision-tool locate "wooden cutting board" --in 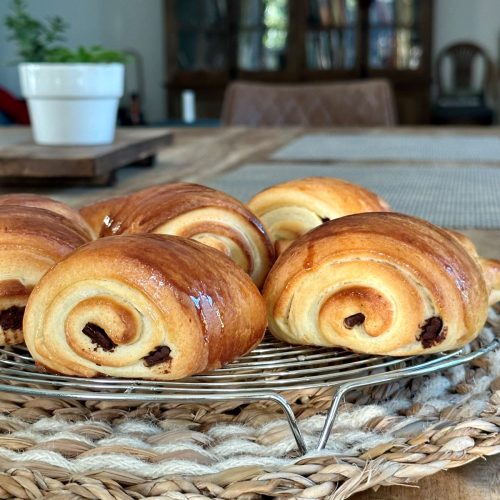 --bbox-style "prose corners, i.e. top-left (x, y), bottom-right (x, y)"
top-left (0, 128), bottom-right (173, 185)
